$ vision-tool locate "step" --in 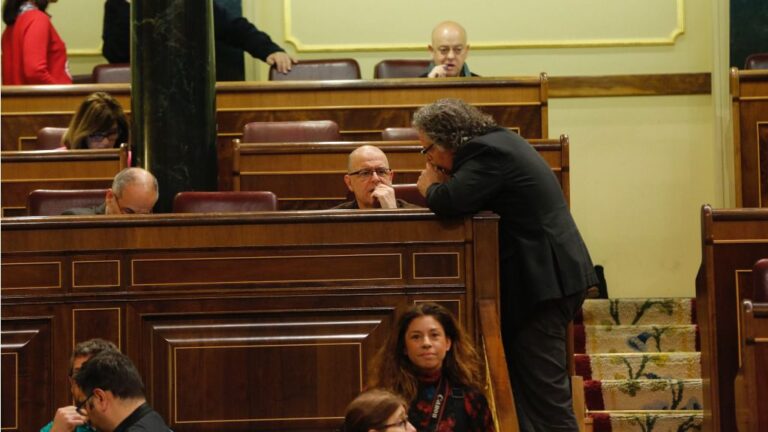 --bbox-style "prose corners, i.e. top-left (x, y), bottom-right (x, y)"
top-left (576, 298), bottom-right (695, 326)
top-left (574, 324), bottom-right (699, 354)
top-left (575, 352), bottom-right (701, 381)
top-left (584, 379), bottom-right (703, 411)
top-left (589, 411), bottom-right (703, 432)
